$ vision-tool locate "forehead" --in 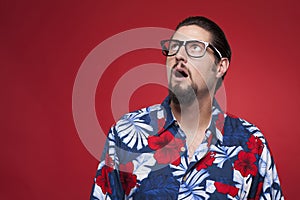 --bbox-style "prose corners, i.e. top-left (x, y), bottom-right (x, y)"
top-left (172, 25), bottom-right (212, 42)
